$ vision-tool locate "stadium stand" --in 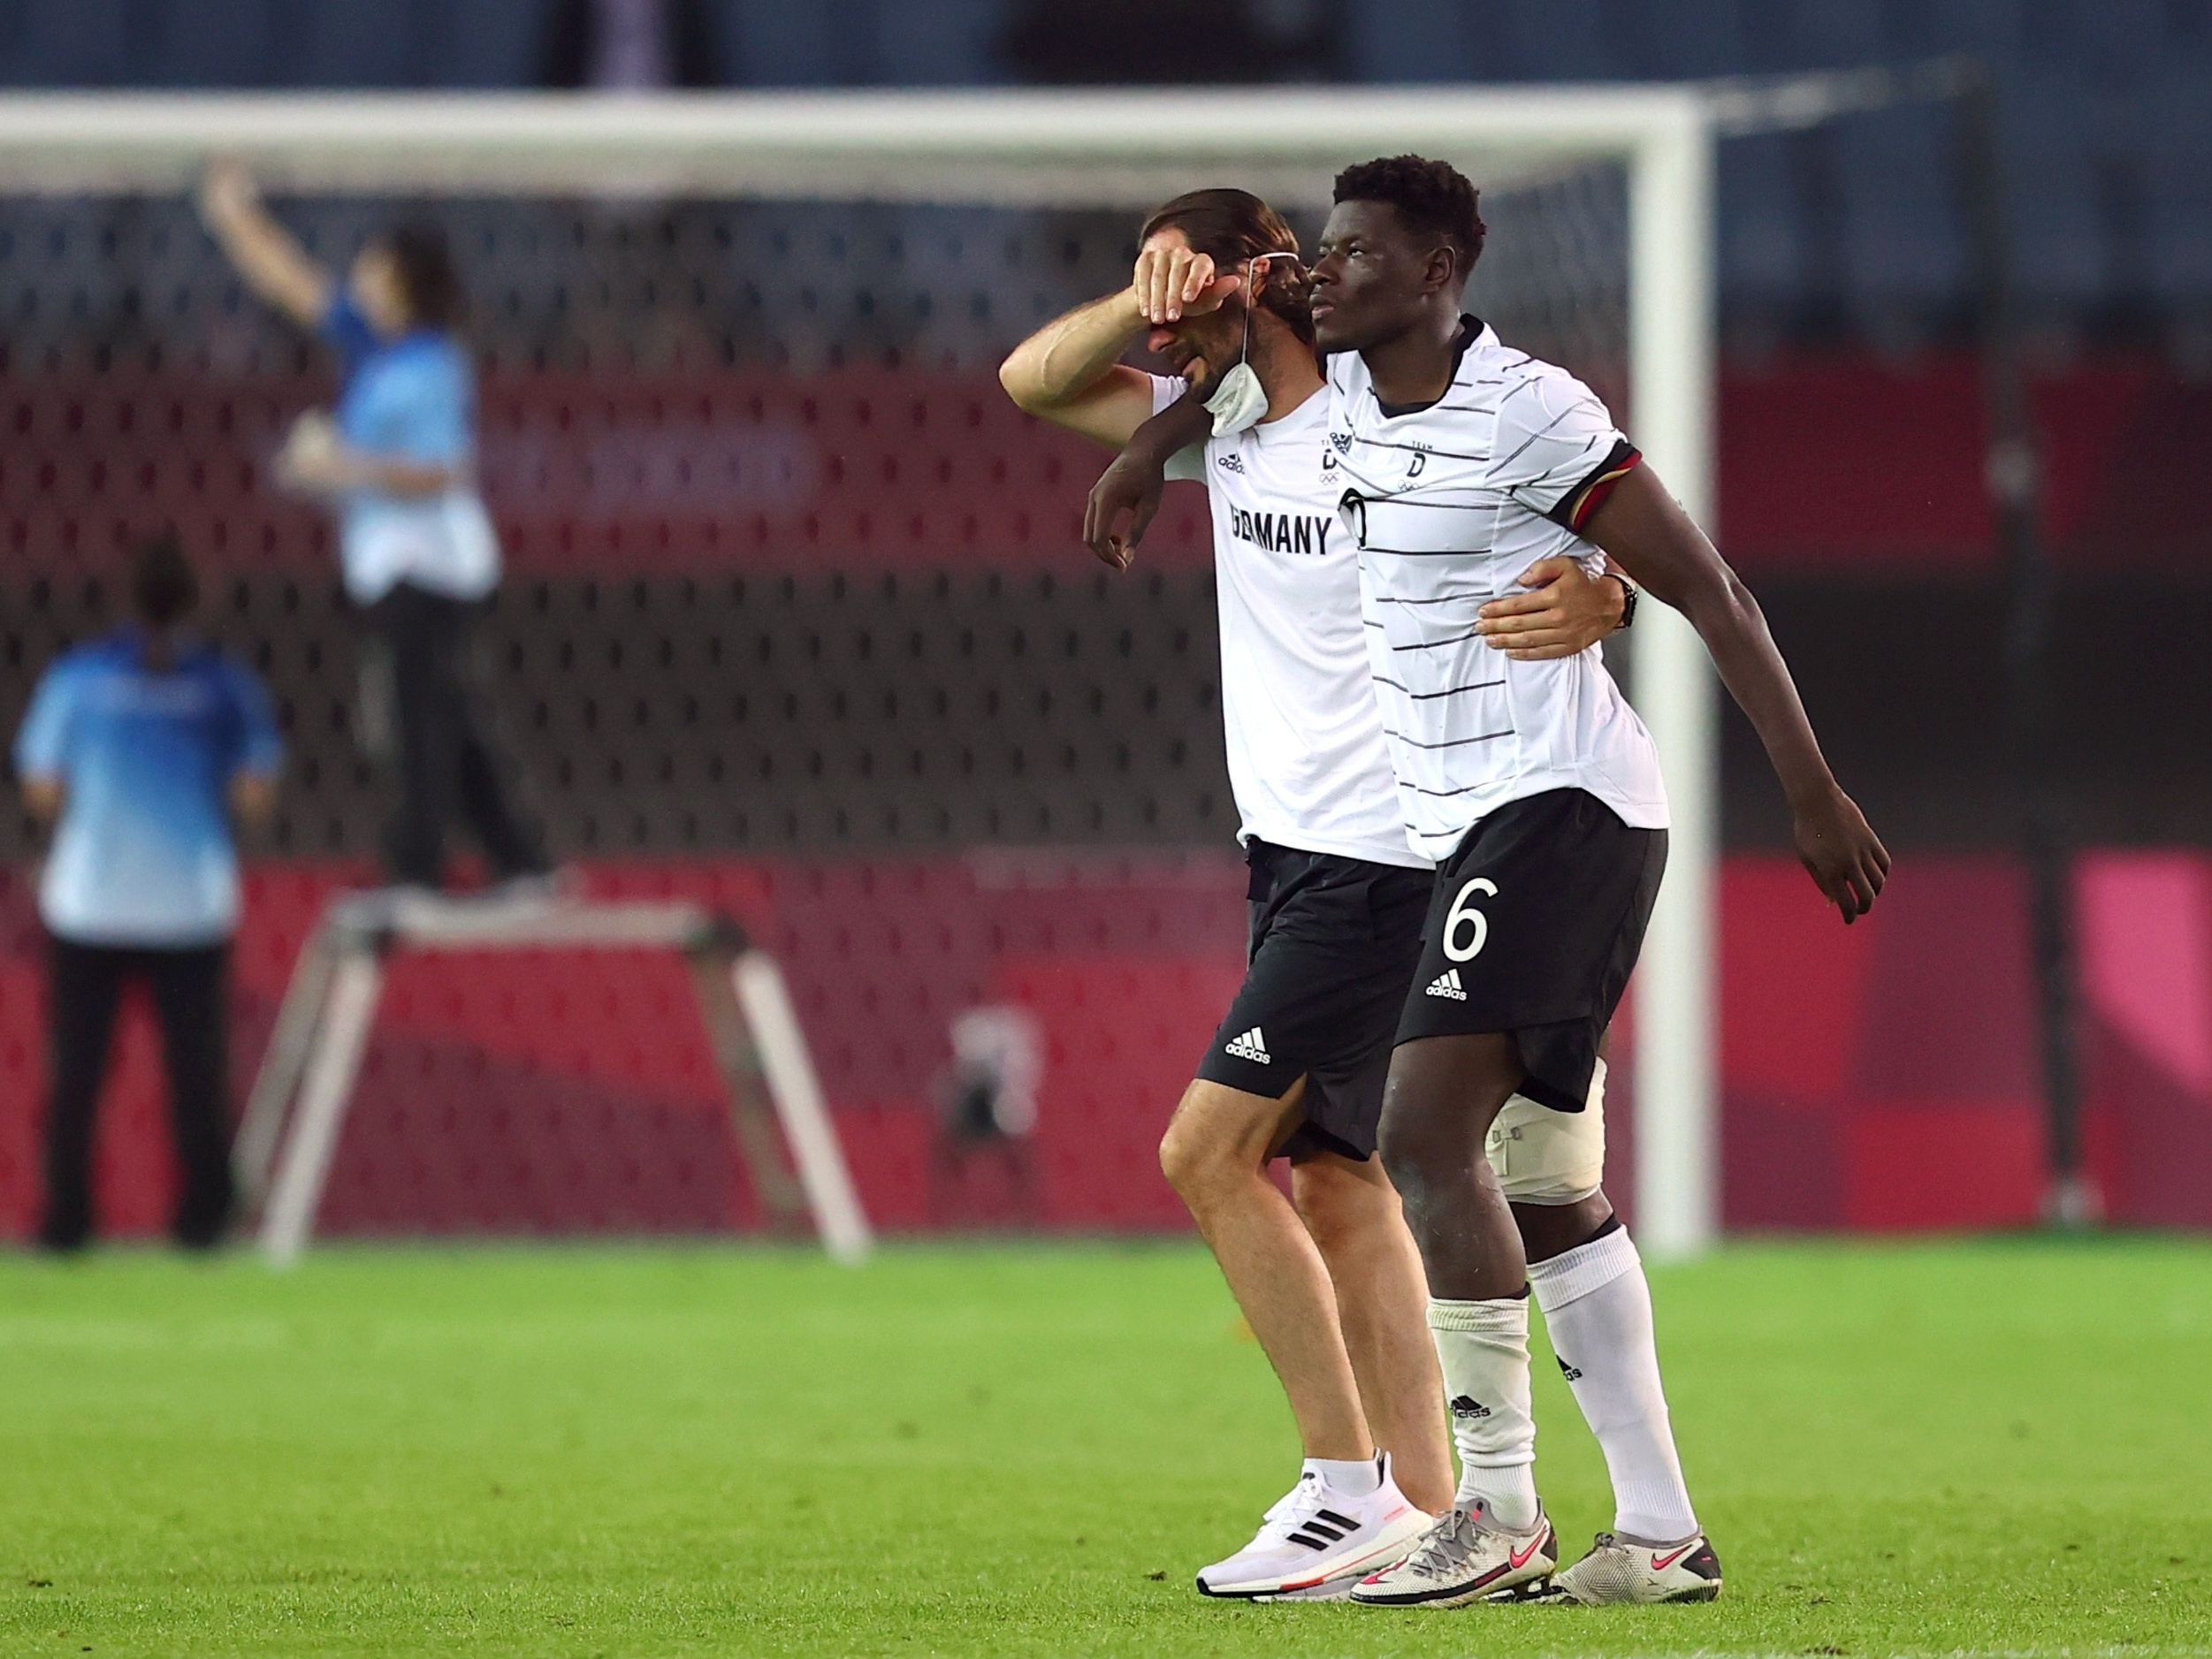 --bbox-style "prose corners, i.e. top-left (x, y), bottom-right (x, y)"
top-left (7, 2), bottom-right (2212, 352)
